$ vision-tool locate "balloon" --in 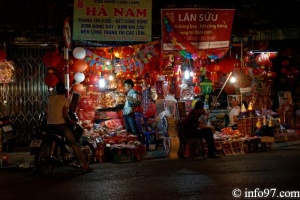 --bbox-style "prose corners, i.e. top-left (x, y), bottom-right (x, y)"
top-left (74, 72), bottom-right (85, 83)
top-left (74, 59), bottom-right (88, 72)
top-left (73, 47), bottom-right (86, 59)
top-left (72, 83), bottom-right (85, 93)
